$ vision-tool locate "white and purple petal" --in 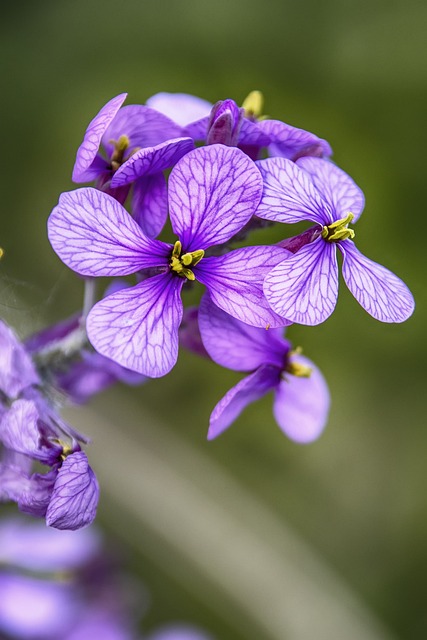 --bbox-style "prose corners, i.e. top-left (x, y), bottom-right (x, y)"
top-left (86, 274), bottom-right (184, 378)
top-left (273, 354), bottom-right (330, 443)
top-left (208, 365), bottom-right (280, 440)
top-left (168, 145), bottom-right (263, 251)
top-left (132, 173), bottom-right (168, 238)
top-left (256, 157), bottom-right (333, 225)
top-left (73, 93), bottom-right (127, 182)
top-left (110, 137), bottom-right (194, 188)
top-left (0, 321), bottom-right (40, 397)
top-left (103, 105), bottom-right (183, 156)
top-left (264, 237), bottom-right (339, 325)
top-left (196, 246), bottom-right (292, 328)
top-left (198, 293), bottom-right (287, 372)
top-left (258, 119), bottom-right (332, 160)
top-left (46, 451), bottom-right (99, 530)
top-left (296, 157), bottom-right (365, 222)
top-left (146, 92), bottom-right (212, 127)
top-left (339, 240), bottom-right (415, 322)
top-left (48, 188), bottom-right (170, 276)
